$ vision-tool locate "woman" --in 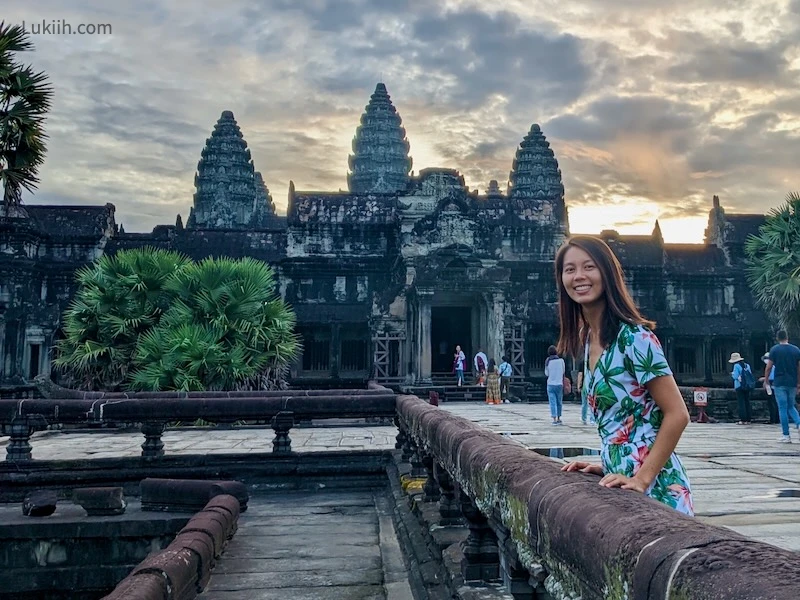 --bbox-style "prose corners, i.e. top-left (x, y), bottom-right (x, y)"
top-left (729, 352), bottom-right (752, 424)
top-left (556, 235), bottom-right (694, 516)
top-left (453, 345), bottom-right (466, 387)
top-left (485, 358), bottom-right (501, 405)
top-left (544, 346), bottom-right (565, 425)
